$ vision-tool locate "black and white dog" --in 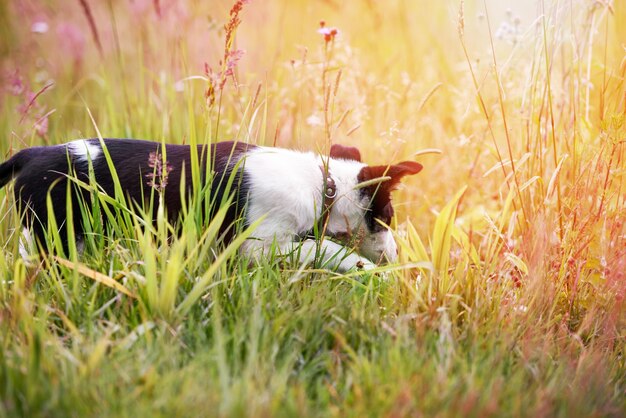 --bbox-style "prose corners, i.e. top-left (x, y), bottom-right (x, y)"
top-left (0, 139), bottom-right (422, 272)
